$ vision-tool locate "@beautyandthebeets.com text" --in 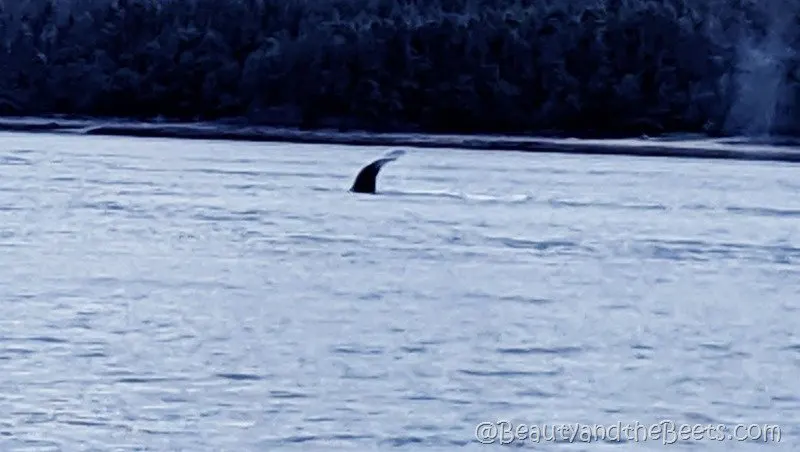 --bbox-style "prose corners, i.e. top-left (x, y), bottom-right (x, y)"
top-left (474, 420), bottom-right (782, 445)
